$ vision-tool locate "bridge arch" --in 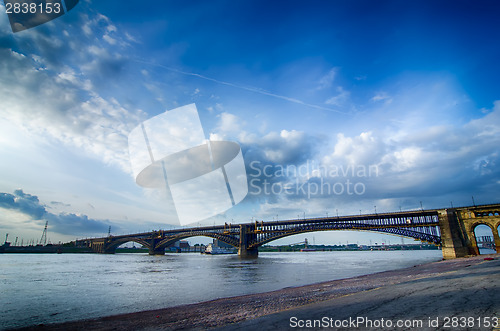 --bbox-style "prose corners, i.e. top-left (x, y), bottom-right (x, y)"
top-left (249, 227), bottom-right (440, 249)
top-left (105, 237), bottom-right (151, 251)
top-left (471, 223), bottom-right (496, 255)
top-left (156, 233), bottom-right (238, 250)
top-left (468, 221), bottom-right (495, 234)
